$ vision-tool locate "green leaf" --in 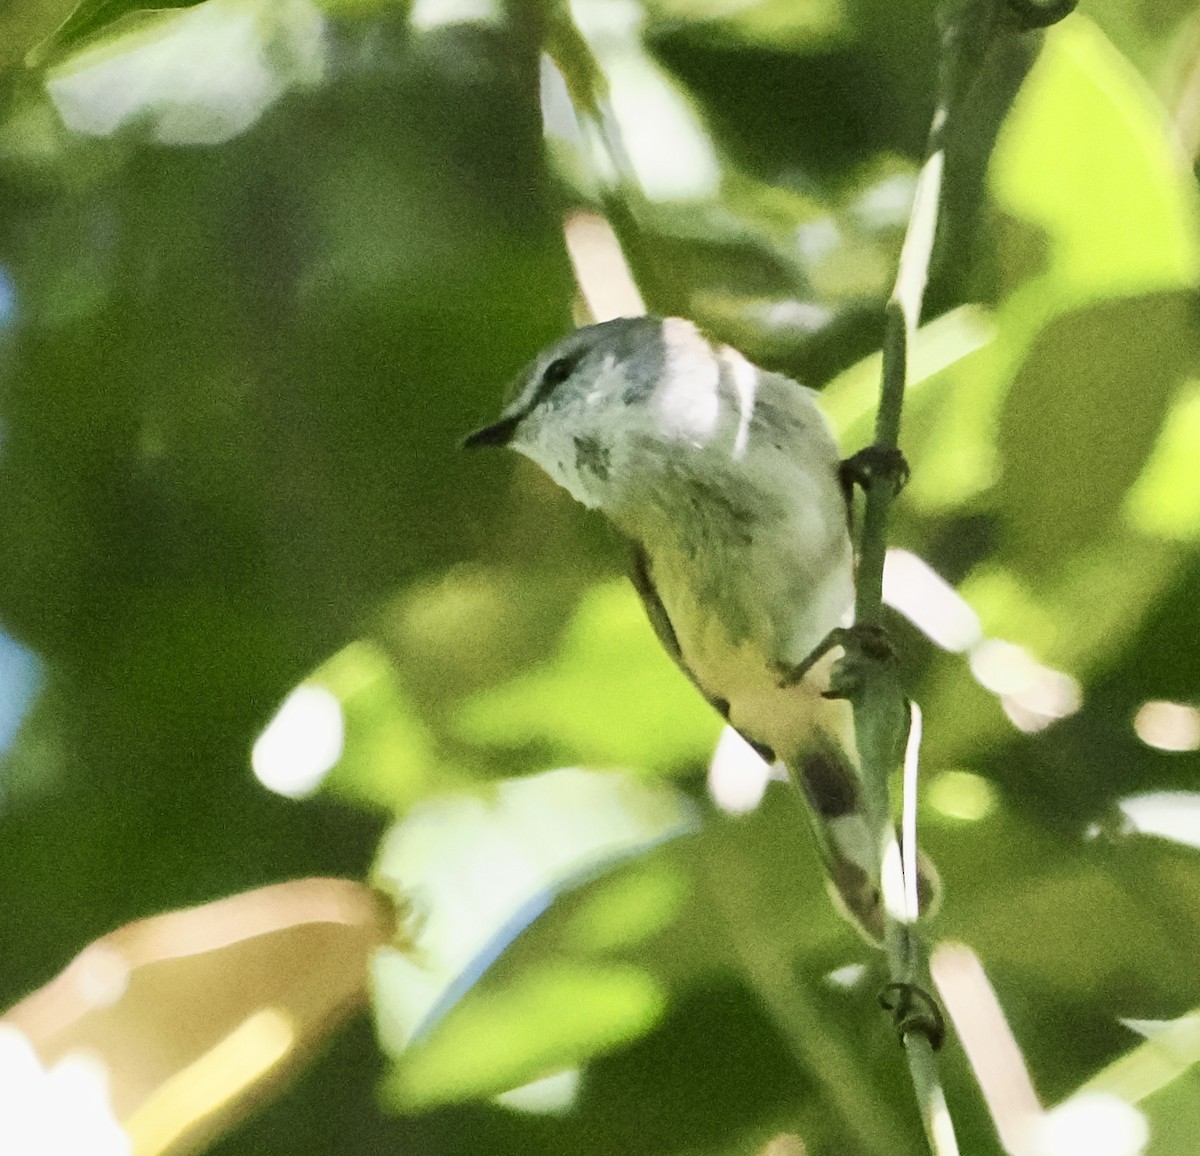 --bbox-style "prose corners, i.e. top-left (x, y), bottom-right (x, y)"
top-left (455, 580), bottom-right (722, 771)
top-left (1124, 380), bottom-right (1200, 542)
top-left (32, 0), bottom-right (200, 61)
top-left (1090, 1013), bottom-right (1200, 1104)
top-left (990, 18), bottom-right (1200, 306)
top-left (383, 961), bottom-right (667, 1110)
top-left (371, 767), bottom-right (696, 1056)
top-left (820, 303), bottom-right (997, 469)
top-left (643, 0), bottom-right (848, 51)
top-left (1082, 1013), bottom-right (1200, 1156)
top-left (986, 16), bottom-right (1200, 572)
top-left (311, 640), bottom-right (446, 812)
top-left (43, 0), bottom-right (325, 145)
top-left (560, 859), bottom-right (690, 954)
top-left (0, 0), bottom-right (79, 72)
top-left (994, 292), bottom-right (1197, 572)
